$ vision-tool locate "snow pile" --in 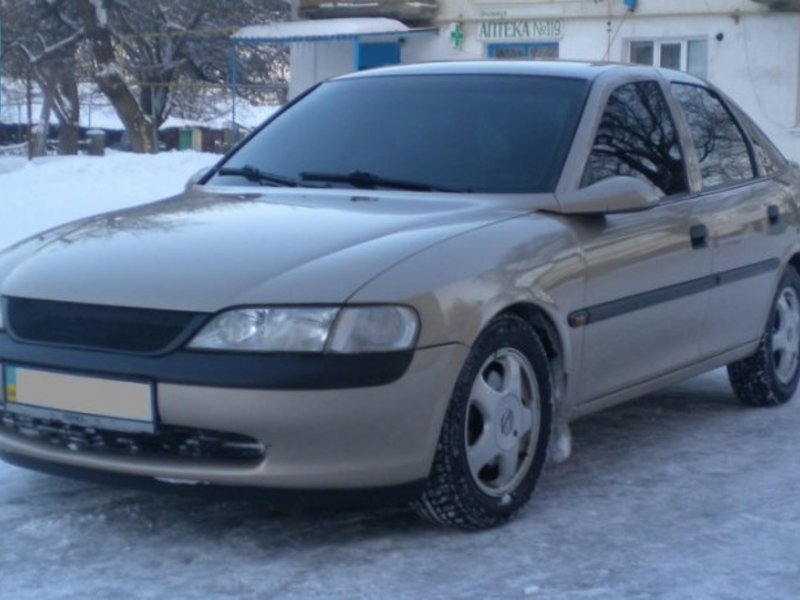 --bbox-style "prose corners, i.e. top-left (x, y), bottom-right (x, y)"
top-left (0, 151), bottom-right (218, 250)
